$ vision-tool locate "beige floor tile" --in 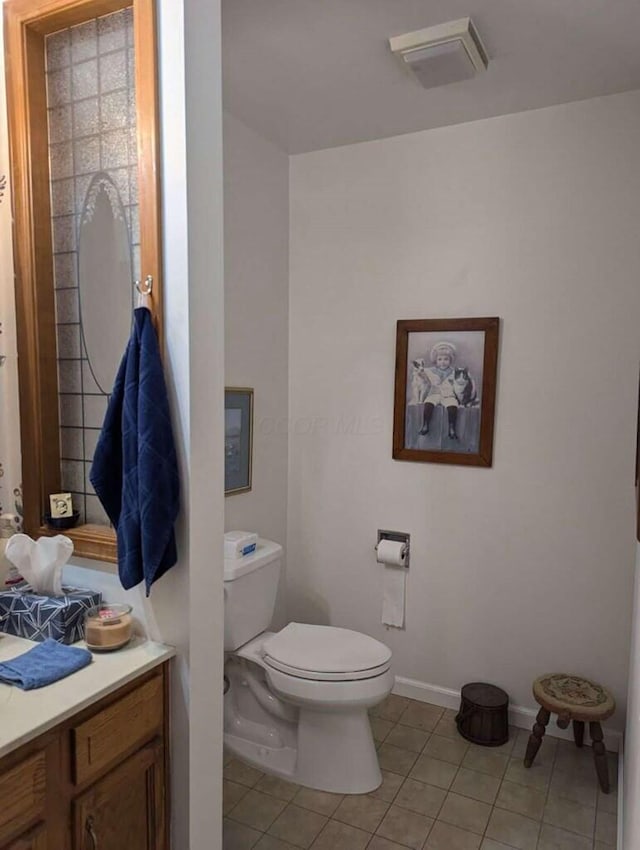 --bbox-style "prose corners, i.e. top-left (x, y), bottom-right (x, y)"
top-left (377, 742), bottom-right (418, 775)
top-left (425, 820), bottom-right (481, 849)
top-left (553, 742), bottom-right (594, 777)
top-left (384, 723), bottom-right (430, 753)
top-left (224, 759), bottom-right (264, 788)
top-left (595, 810), bottom-right (617, 845)
top-left (228, 789), bottom-right (288, 832)
top-left (372, 695), bottom-right (410, 722)
top-left (543, 795), bottom-right (595, 838)
top-left (481, 840), bottom-right (517, 850)
top-left (438, 791), bottom-right (492, 835)
top-left (268, 804), bottom-right (328, 849)
top-left (366, 837), bottom-right (410, 850)
top-left (492, 729), bottom-right (519, 755)
top-left (376, 804), bottom-right (434, 849)
top-left (597, 787), bottom-right (618, 815)
top-left (292, 787), bottom-right (343, 817)
top-left (394, 777), bottom-right (446, 818)
top-left (595, 843), bottom-right (615, 850)
top-left (223, 817), bottom-right (263, 850)
top-left (462, 746), bottom-right (509, 779)
top-left (503, 756), bottom-right (551, 791)
top-left (224, 780), bottom-right (250, 815)
top-left (537, 823), bottom-right (592, 849)
top-left (549, 767), bottom-right (598, 808)
top-left (256, 774), bottom-right (301, 802)
top-left (255, 837), bottom-right (298, 850)
top-left (495, 780), bottom-right (546, 820)
top-left (332, 794), bottom-right (388, 832)
top-left (451, 767), bottom-right (501, 804)
top-left (433, 712), bottom-right (461, 740)
top-left (485, 808), bottom-right (540, 850)
top-left (368, 770), bottom-right (405, 803)
top-left (399, 701), bottom-right (445, 732)
top-left (409, 754), bottom-right (458, 789)
top-left (370, 716), bottom-right (395, 743)
top-left (423, 733), bottom-right (469, 765)
top-left (510, 729), bottom-right (531, 759)
top-left (309, 819), bottom-right (370, 850)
